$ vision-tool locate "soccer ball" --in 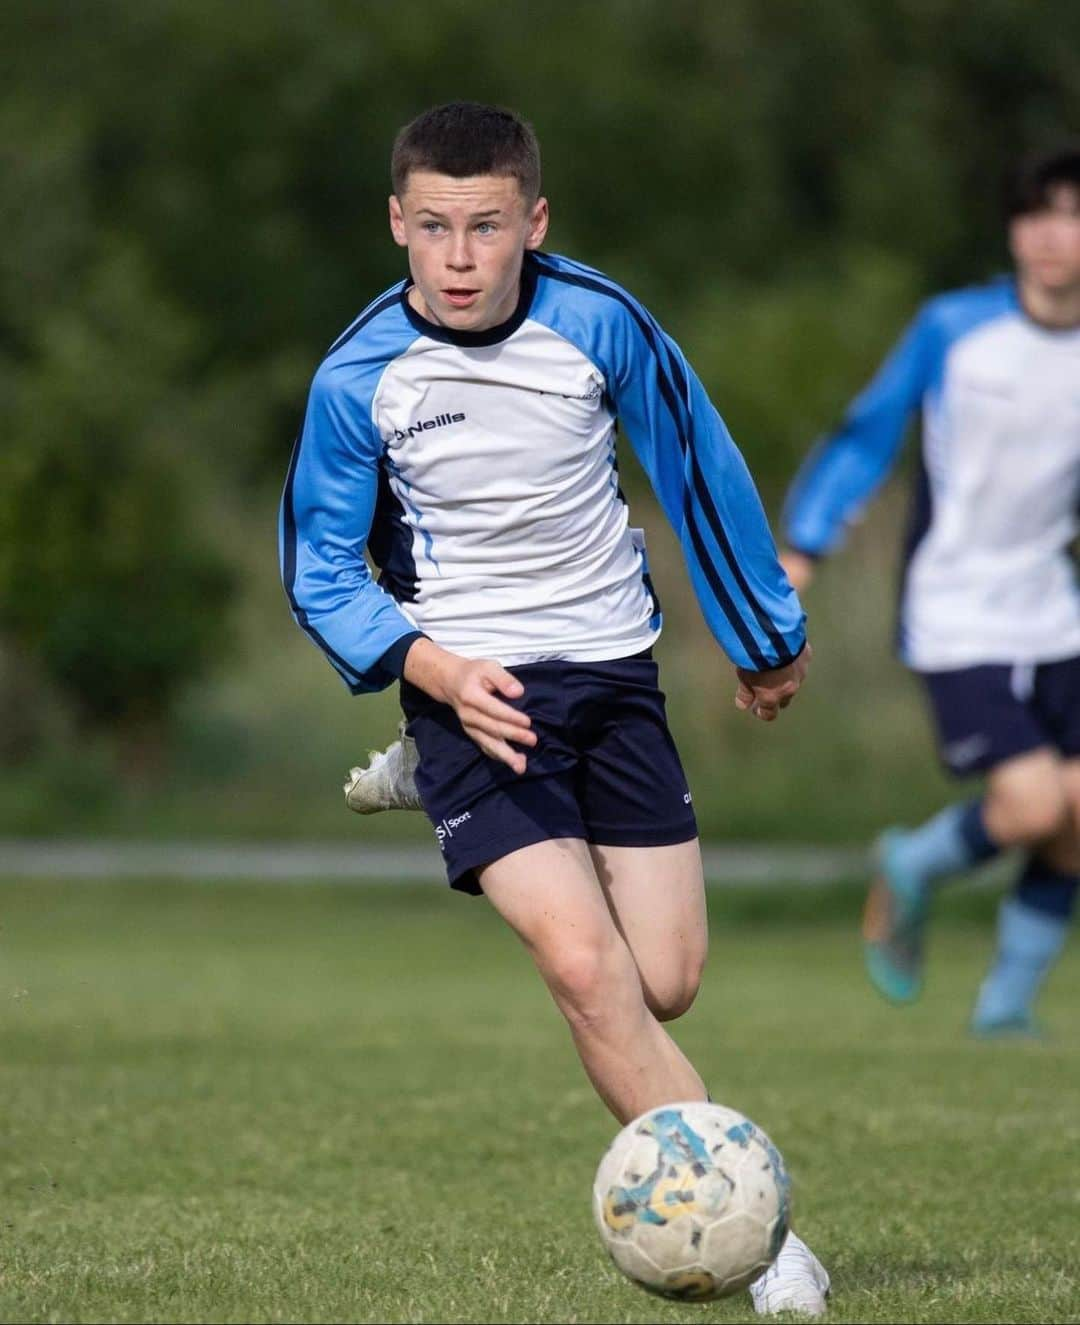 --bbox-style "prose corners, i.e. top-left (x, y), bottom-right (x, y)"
top-left (592, 1101), bottom-right (791, 1301)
